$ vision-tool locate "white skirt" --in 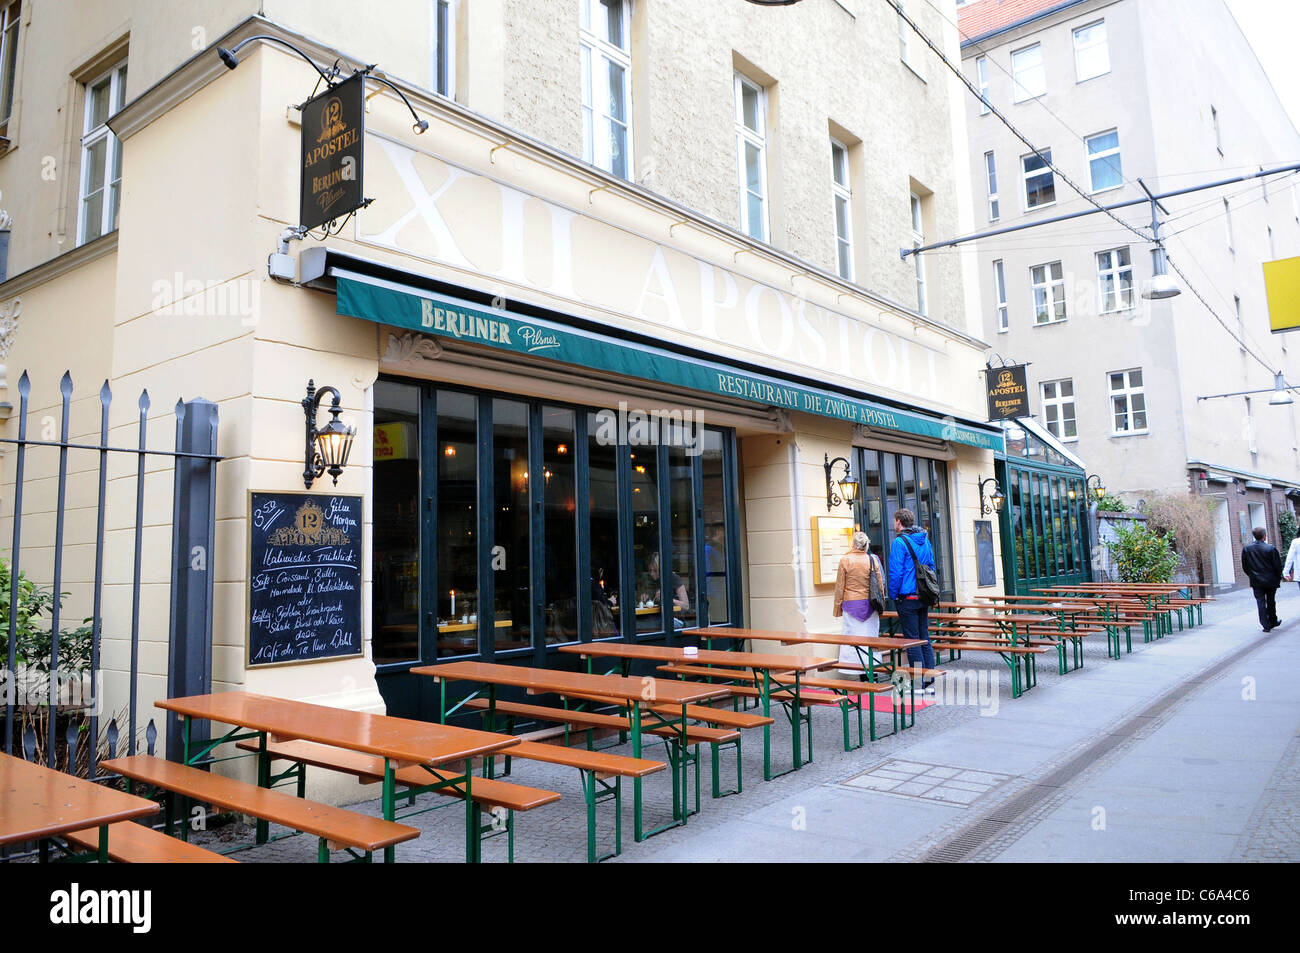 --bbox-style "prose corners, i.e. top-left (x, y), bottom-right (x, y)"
top-left (839, 610), bottom-right (880, 674)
